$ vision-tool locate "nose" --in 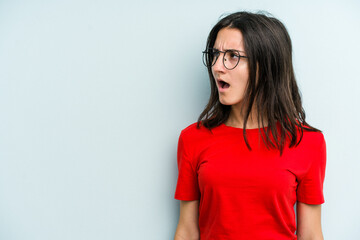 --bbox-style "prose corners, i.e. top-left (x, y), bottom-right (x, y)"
top-left (211, 52), bottom-right (226, 73)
